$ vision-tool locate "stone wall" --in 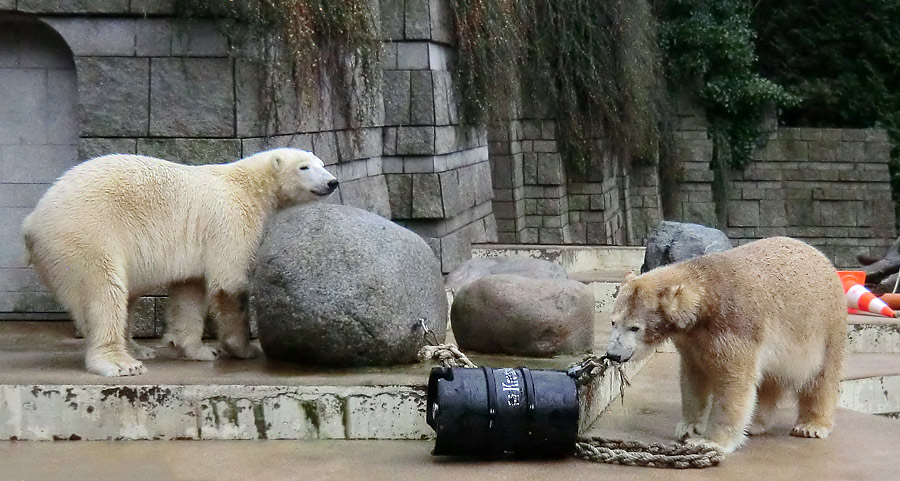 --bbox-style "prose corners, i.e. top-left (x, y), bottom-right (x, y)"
top-left (0, 0), bottom-right (495, 325)
top-left (672, 111), bottom-right (896, 267)
top-left (489, 116), bottom-right (662, 246)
